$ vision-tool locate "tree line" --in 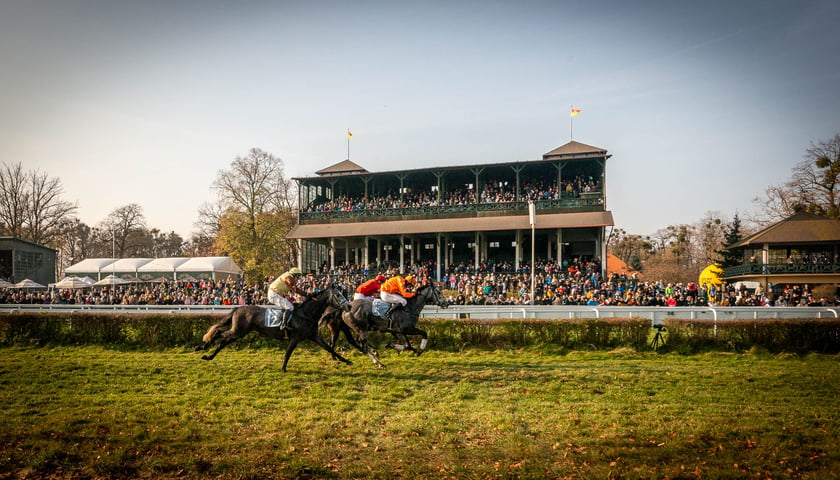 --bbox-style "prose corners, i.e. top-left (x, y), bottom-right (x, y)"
top-left (2, 134), bottom-right (838, 284)
top-left (608, 133), bottom-right (840, 284)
